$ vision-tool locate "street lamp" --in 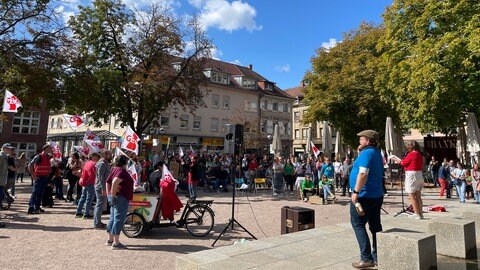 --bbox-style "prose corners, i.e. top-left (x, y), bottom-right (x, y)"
top-left (267, 134), bottom-right (273, 158)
